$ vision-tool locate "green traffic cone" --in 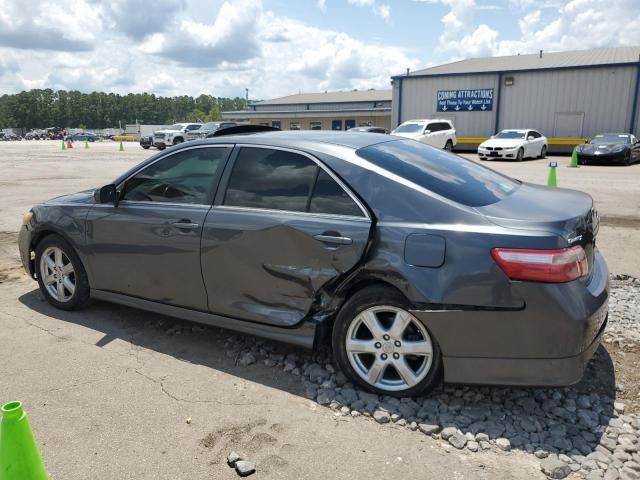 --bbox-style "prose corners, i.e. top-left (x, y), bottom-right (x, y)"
top-left (568, 146), bottom-right (579, 168)
top-left (0, 401), bottom-right (48, 480)
top-left (547, 161), bottom-right (557, 187)
top-left (61, 139), bottom-right (65, 150)
top-left (119, 140), bottom-right (124, 151)
top-left (85, 140), bottom-right (89, 149)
